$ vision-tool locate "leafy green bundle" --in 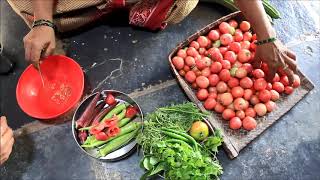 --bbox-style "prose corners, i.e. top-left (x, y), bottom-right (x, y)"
top-left (137, 102), bottom-right (223, 180)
